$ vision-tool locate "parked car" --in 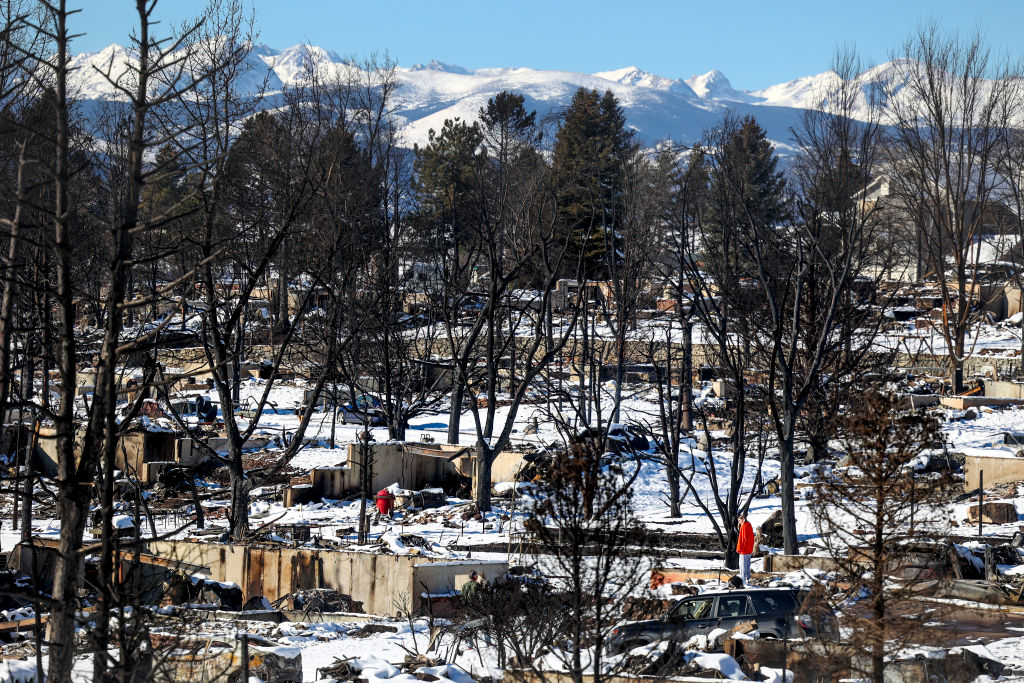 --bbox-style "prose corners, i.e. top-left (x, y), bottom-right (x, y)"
top-left (606, 587), bottom-right (836, 655)
top-left (337, 405), bottom-right (386, 425)
top-left (337, 394), bottom-right (386, 426)
top-left (297, 386), bottom-right (352, 416)
top-left (576, 423), bottom-right (653, 456)
top-left (169, 395), bottom-right (219, 423)
top-left (153, 634), bottom-right (302, 682)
